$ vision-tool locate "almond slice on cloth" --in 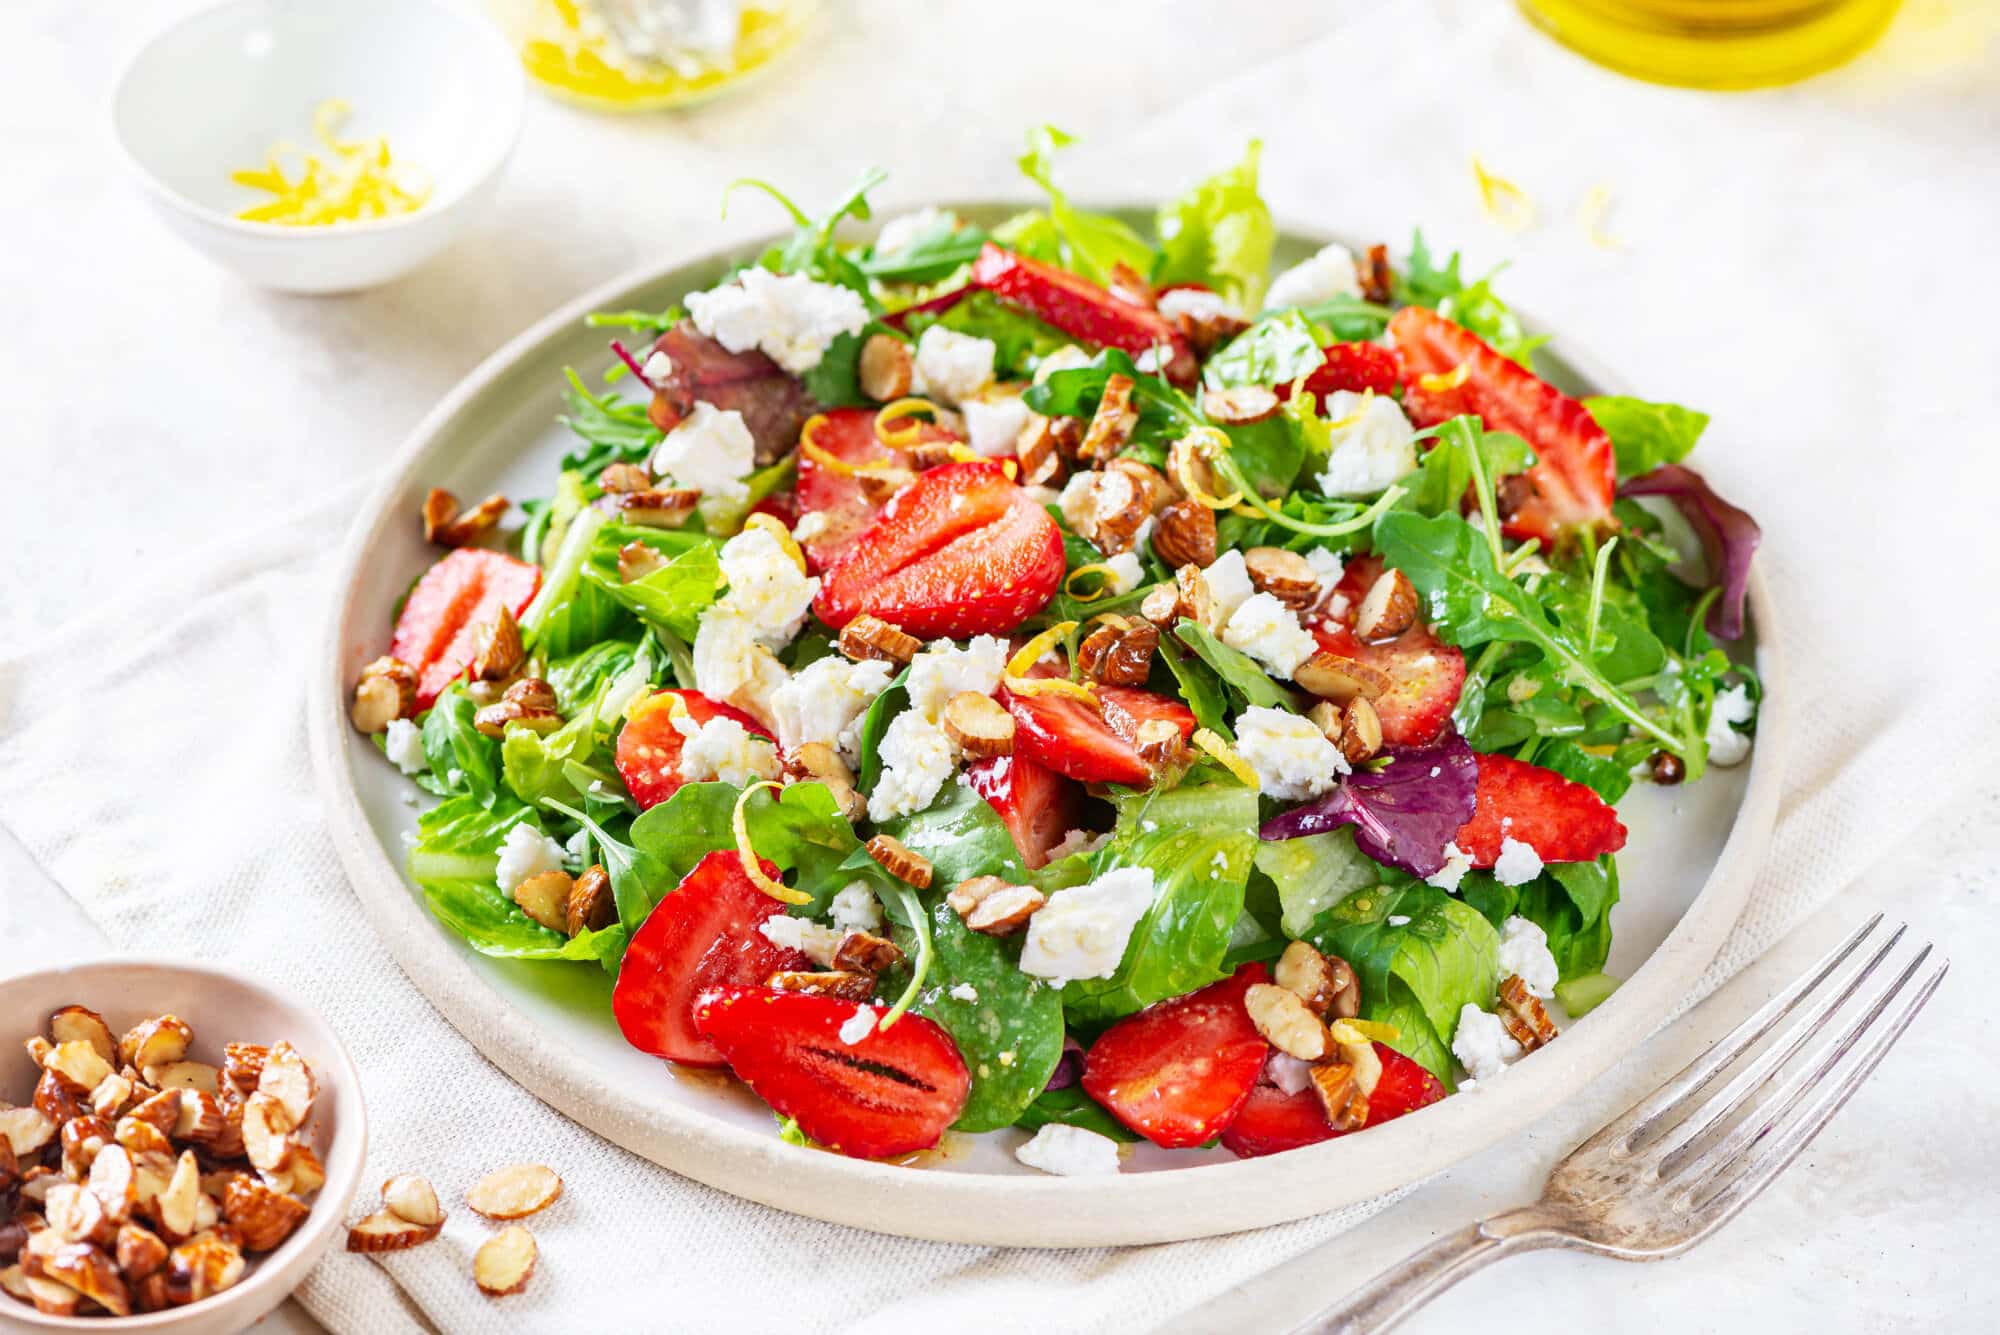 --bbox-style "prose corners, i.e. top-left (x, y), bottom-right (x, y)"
top-left (466, 1163), bottom-right (563, 1220)
top-left (473, 1226), bottom-right (538, 1296)
top-left (382, 1173), bottom-right (444, 1228)
top-left (345, 1209), bottom-right (443, 1253)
